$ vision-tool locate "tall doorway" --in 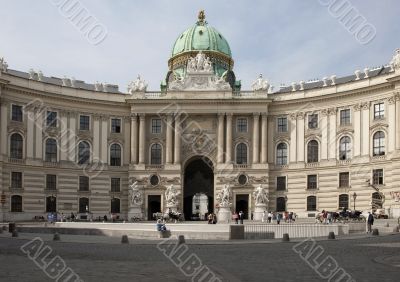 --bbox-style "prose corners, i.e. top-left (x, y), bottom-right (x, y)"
top-left (148, 195), bottom-right (161, 220)
top-left (184, 157), bottom-right (214, 220)
top-left (236, 194), bottom-right (249, 219)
